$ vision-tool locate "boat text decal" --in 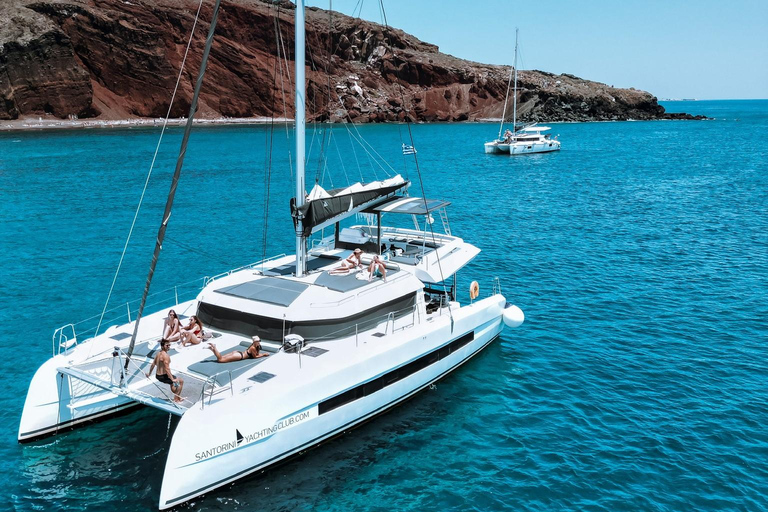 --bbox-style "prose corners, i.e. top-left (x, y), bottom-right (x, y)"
top-left (194, 410), bottom-right (312, 462)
